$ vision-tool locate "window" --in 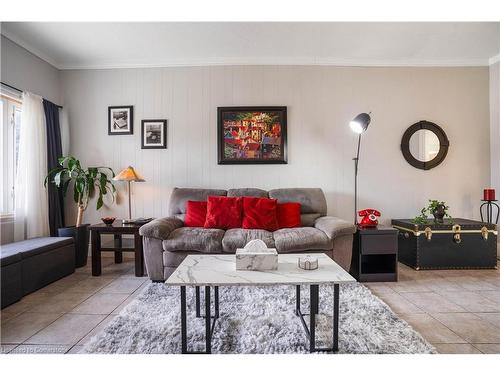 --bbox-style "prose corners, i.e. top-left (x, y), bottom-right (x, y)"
top-left (1, 94), bottom-right (22, 215)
